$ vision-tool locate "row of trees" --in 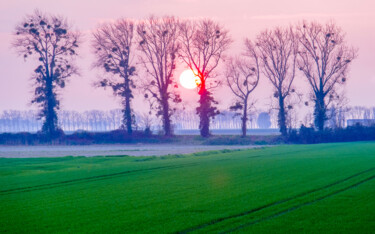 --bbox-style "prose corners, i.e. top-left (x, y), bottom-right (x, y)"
top-left (13, 11), bottom-right (231, 138)
top-left (225, 23), bottom-right (357, 137)
top-left (13, 10), bottom-right (357, 138)
top-left (91, 17), bottom-right (232, 137)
